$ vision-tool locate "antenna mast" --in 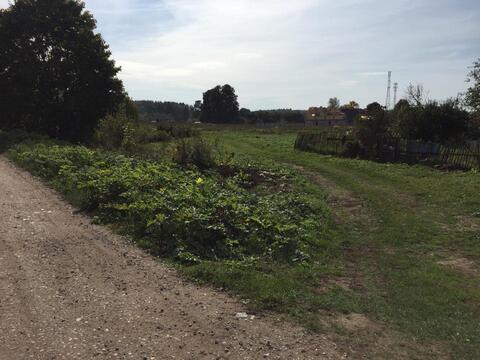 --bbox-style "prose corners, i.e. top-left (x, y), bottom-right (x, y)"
top-left (393, 82), bottom-right (398, 108)
top-left (385, 71), bottom-right (392, 110)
